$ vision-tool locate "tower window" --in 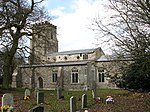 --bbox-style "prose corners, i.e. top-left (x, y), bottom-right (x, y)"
top-left (51, 32), bottom-right (53, 39)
